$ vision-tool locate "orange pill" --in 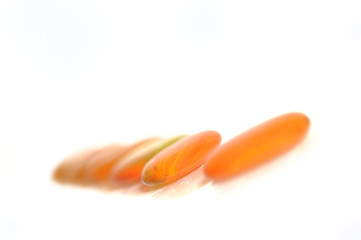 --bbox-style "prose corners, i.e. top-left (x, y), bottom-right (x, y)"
top-left (53, 148), bottom-right (101, 183)
top-left (83, 144), bottom-right (127, 182)
top-left (204, 112), bottom-right (310, 180)
top-left (84, 138), bottom-right (159, 182)
top-left (141, 131), bottom-right (222, 187)
top-left (111, 135), bottom-right (186, 183)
